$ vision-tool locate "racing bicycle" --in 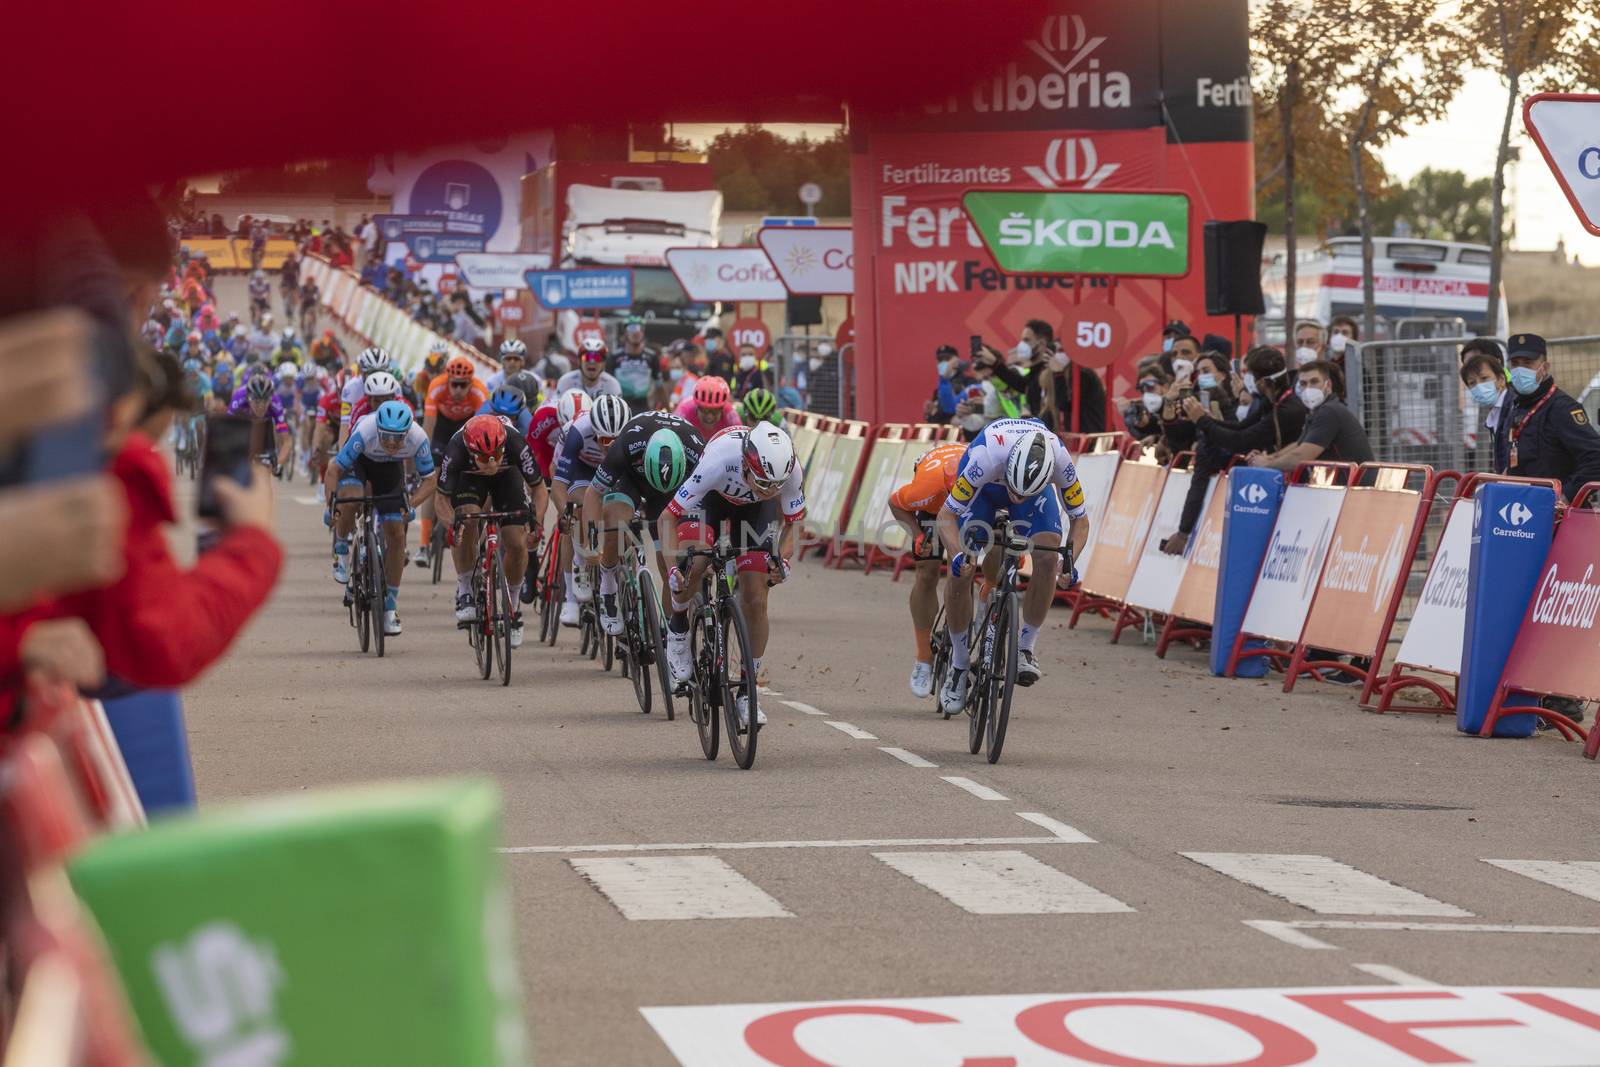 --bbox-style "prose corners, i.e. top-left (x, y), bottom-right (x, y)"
top-left (614, 518), bottom-right (672, 719)
top-left (680, 540), bottom-right (765, 770)
top-left (342, 496), bottom-right (388, 658)
top-left (577, 561), bottom-right (614, 671)
top-left (455, 511), bottom-right (519, 686)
